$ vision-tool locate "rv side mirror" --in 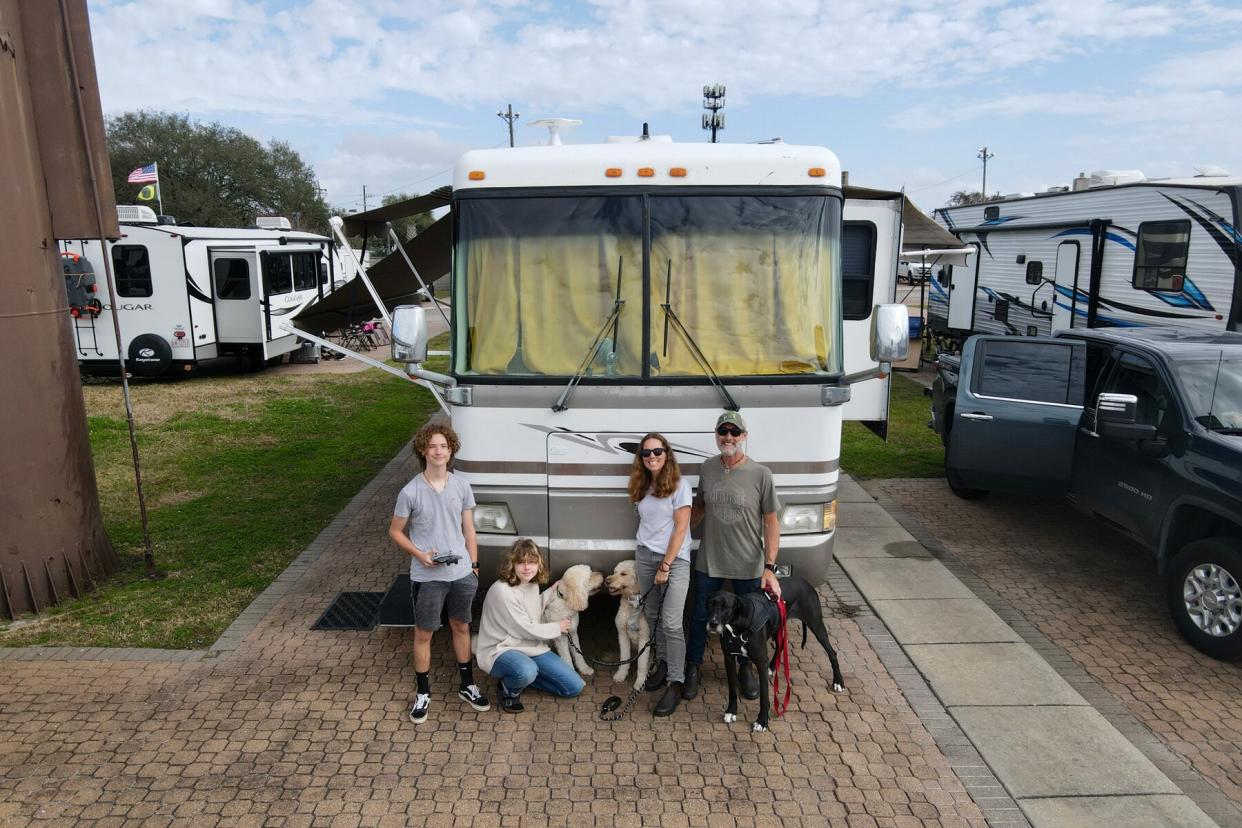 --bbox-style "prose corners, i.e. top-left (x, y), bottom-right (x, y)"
top-left (870, 303), bottom-right (910, 363)
top-left (391, 305), bottom-right (428, 364)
